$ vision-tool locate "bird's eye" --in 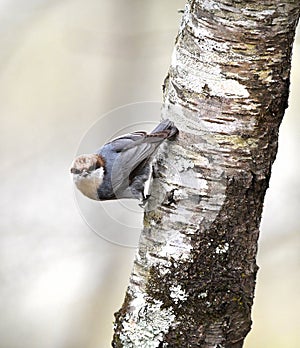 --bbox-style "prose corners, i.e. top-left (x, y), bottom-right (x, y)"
top-left (70, 168), bottom-right (81, 174)
top-left (88, 165), bottom-right (96, 172)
